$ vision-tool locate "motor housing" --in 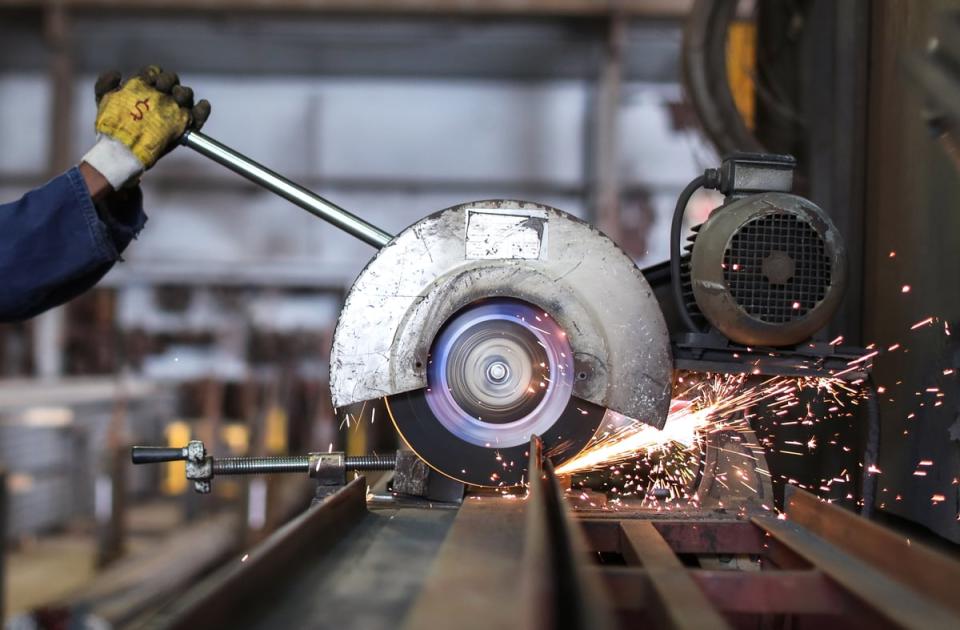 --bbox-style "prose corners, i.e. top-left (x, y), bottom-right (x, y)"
top-left (689, 191), bottom-right (847, 347)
